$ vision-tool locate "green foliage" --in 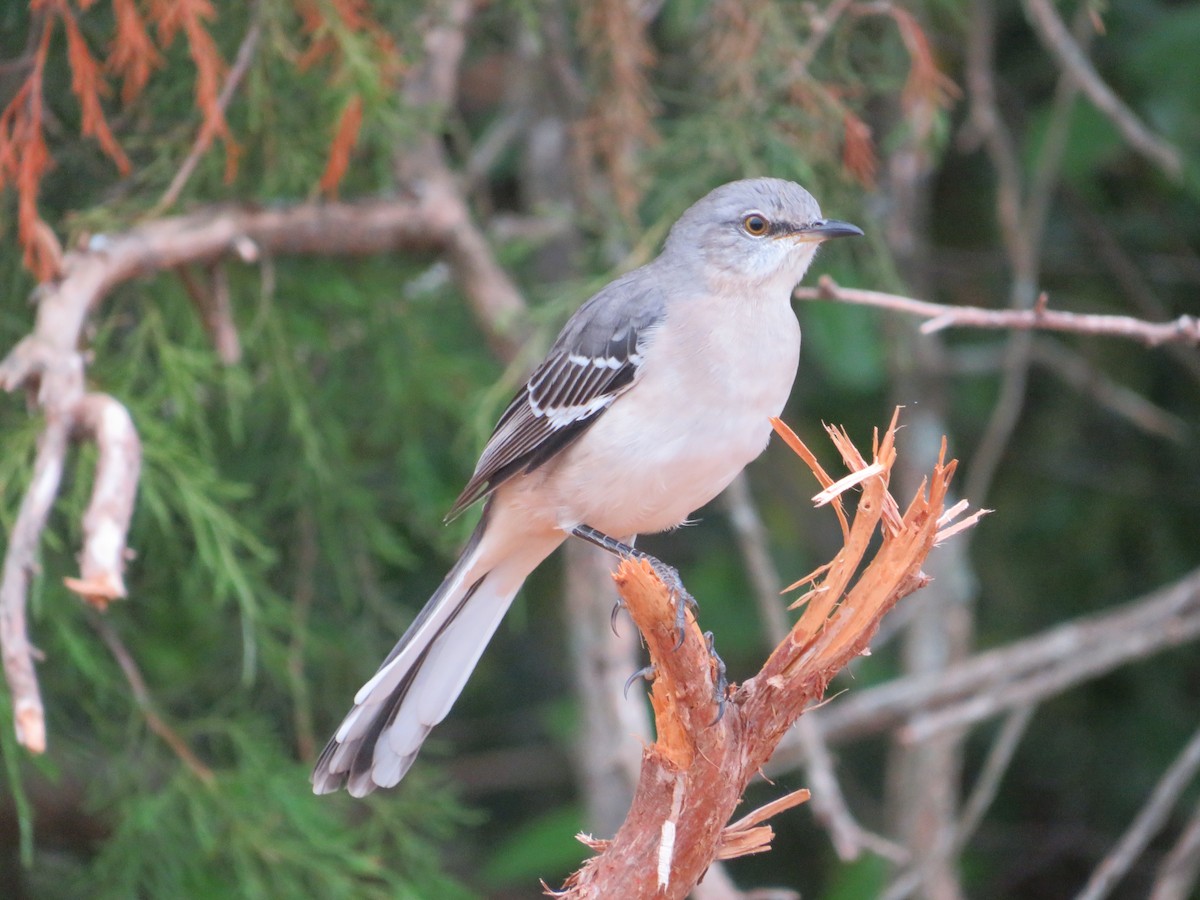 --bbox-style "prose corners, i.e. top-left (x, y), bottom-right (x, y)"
top-left (802, 302), bottom-right (888, 393)
top-left (821, 854), bottom-right (889, 900)
top-left (0, 216), bottom-right (494, 895)
top-left (71, 736), bottom-right (468, 900)
top-left (1024, 101), bottom-right (1123, 191)
top-left (481, 804), bottom-right (586, 889)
